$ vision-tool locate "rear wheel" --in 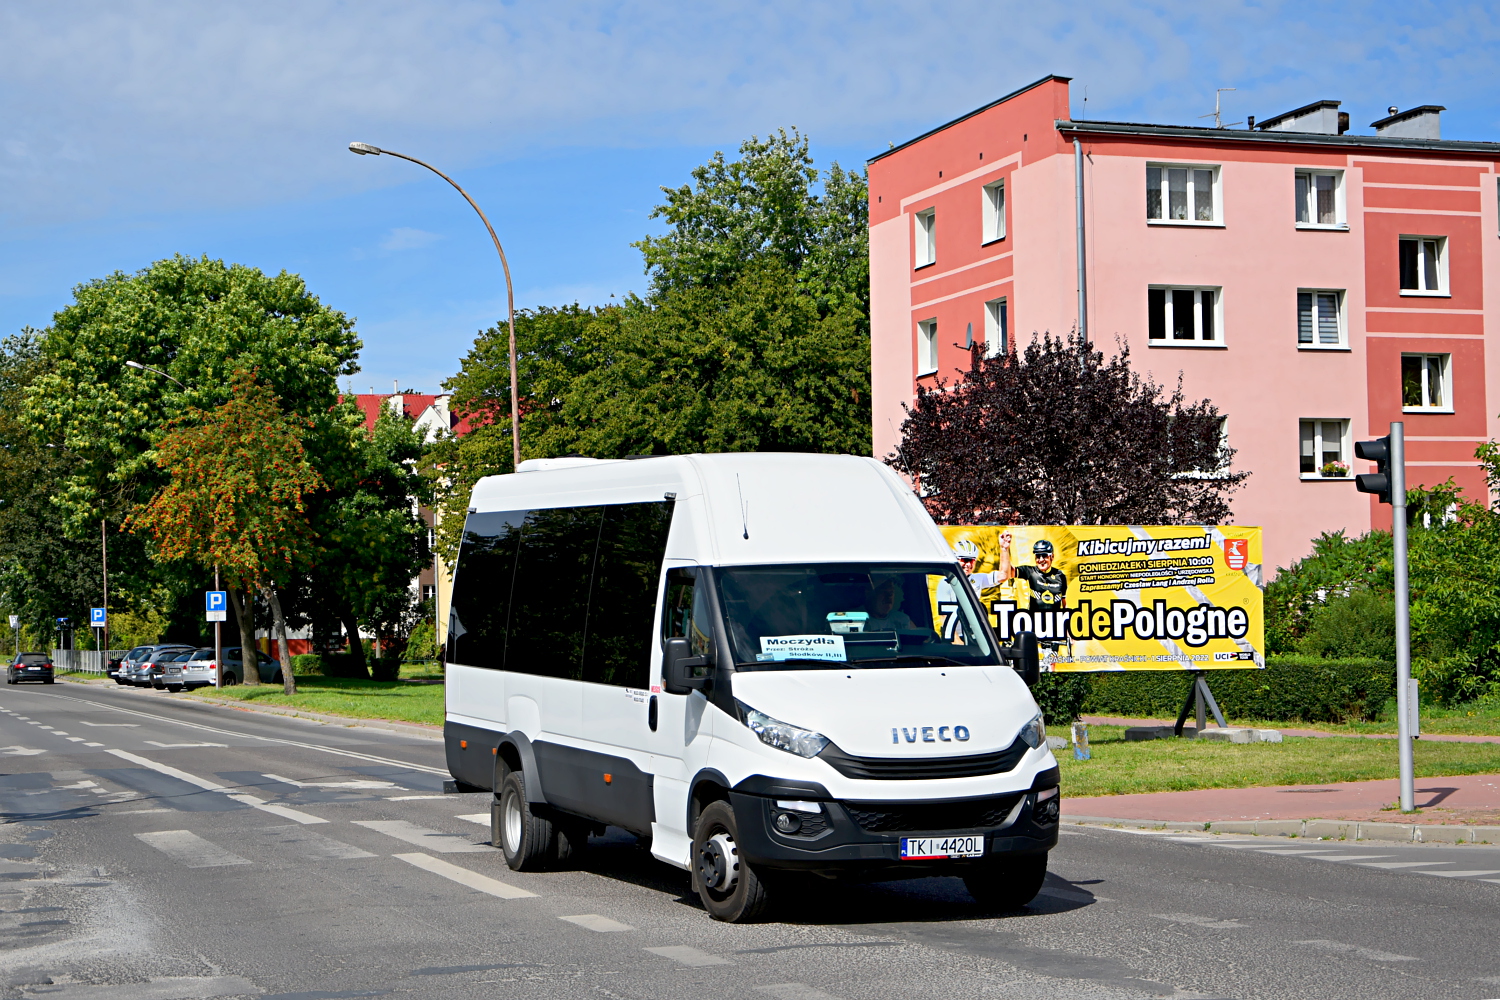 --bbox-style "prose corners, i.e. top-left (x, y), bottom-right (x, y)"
top-left (963, 853), bottom-right (1048, 911)
top-left (495, 770), bottom-right (556, 871)
top-left (692, 800), bottom-right (772, 922)
top-left (223, 671), bottom-right (238, 686)
top-left (167, 685), bottom-right (182, 692)
top-left (42, 678), bottom-right (53, 685)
